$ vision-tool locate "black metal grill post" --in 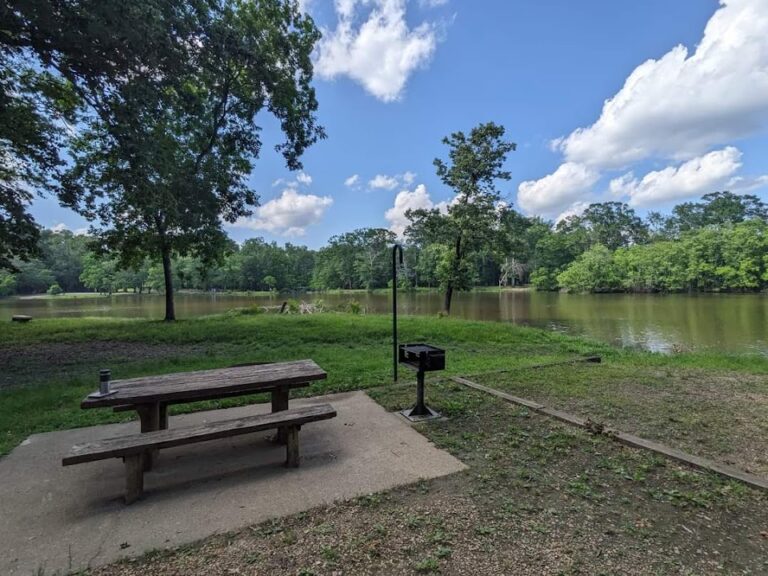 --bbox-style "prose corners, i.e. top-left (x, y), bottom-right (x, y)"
top-left (412, 369), bottom-right (430, 416)
top-left (392, 244), bottom-right (403, 382)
